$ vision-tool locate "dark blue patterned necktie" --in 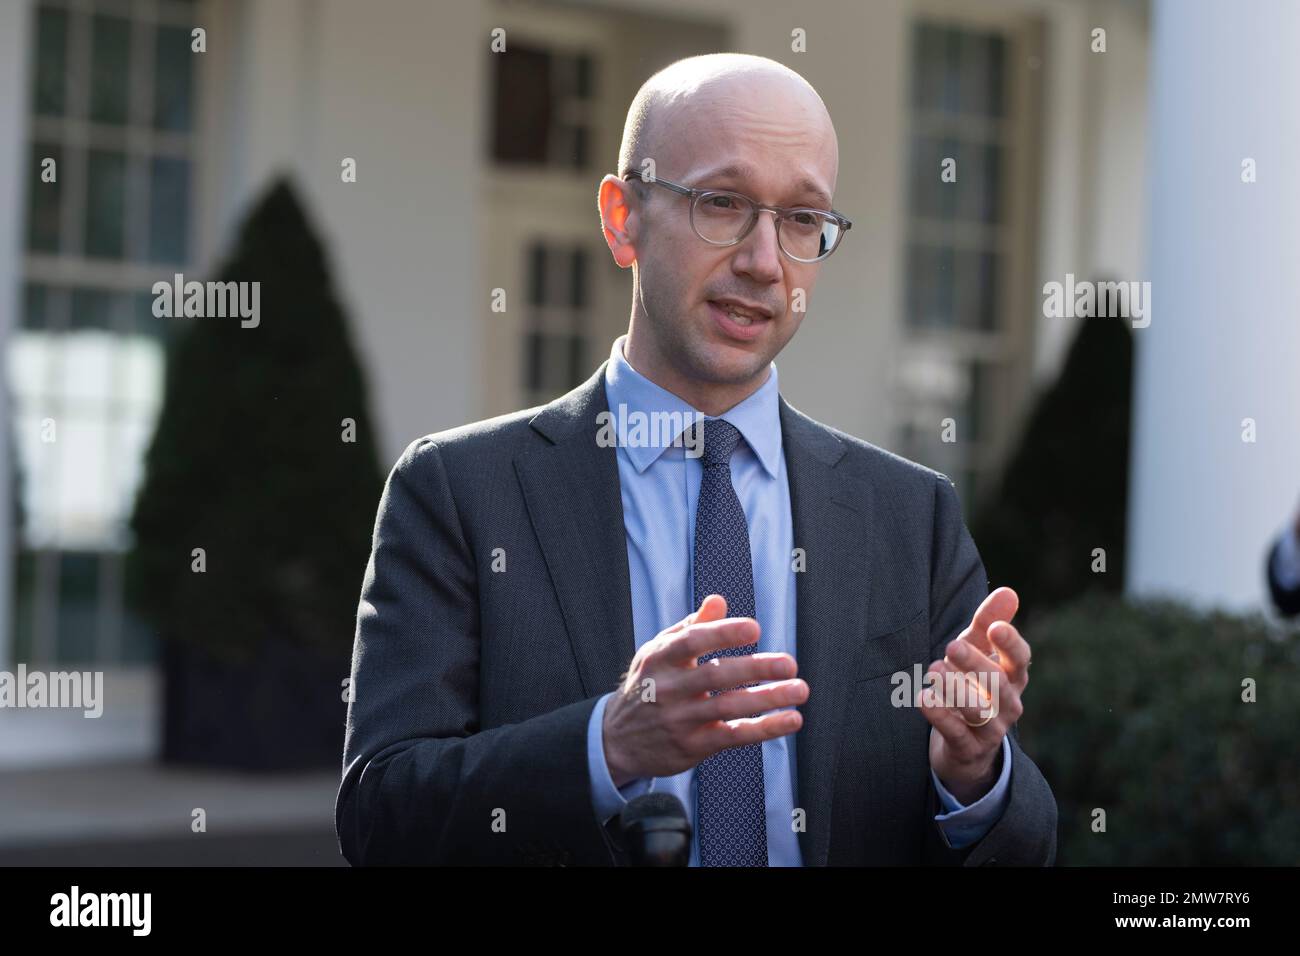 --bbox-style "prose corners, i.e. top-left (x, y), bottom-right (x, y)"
top-left (693, 418), bottom-right (768, 867)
